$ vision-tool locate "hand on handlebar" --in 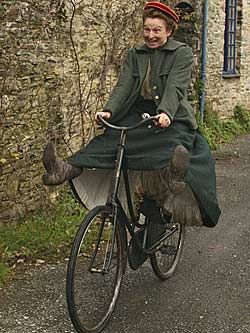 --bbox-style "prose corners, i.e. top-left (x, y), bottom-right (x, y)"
top-left (95, 111), bottom-right (112, 125)
top-left (155, 113), bottom-right (171, 128)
